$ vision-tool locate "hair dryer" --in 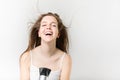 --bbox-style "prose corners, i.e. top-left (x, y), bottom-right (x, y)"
top-left (39, 67), bottom-right (51, 80)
